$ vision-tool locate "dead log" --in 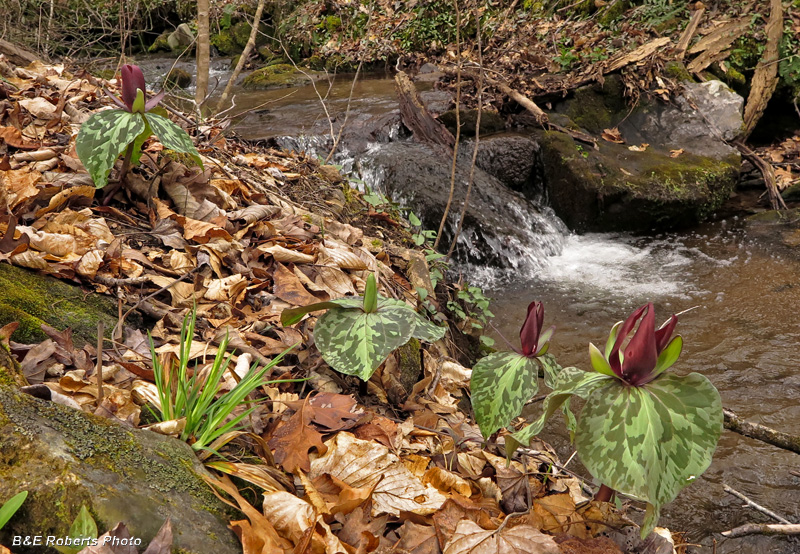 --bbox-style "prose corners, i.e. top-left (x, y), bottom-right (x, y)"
top-left (721, 523), bottom-right (800, 538)
top-left (732, 141), bottom-right (787, 211)
top-left (0, 38), bottom-right (38, 66)
top-left (740, 0), bottom-right (783, 139)
top-left (675, 6), bottom-right (705, 60)
top-left (723, 407), bottom-right (799, 454)
top-left (686, 17), bottom-right (751, 74)
top-left (462, 70), bottom-right (548, 126)
top-left (394, 71), bottom-right (455, 149)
